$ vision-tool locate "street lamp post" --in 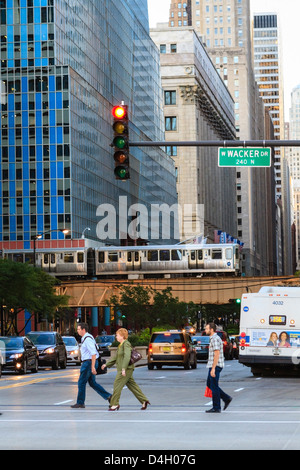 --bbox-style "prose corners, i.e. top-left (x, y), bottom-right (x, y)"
top-left (33, 229), bottom-right (69, 267)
